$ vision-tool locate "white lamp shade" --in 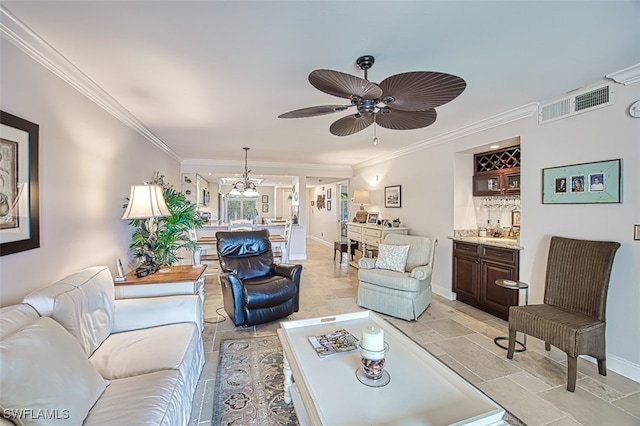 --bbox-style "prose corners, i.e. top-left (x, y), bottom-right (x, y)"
top-left (121, 185), bottom-right (171, 219)
top-left (353, 189), bottom-right (371, 205)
